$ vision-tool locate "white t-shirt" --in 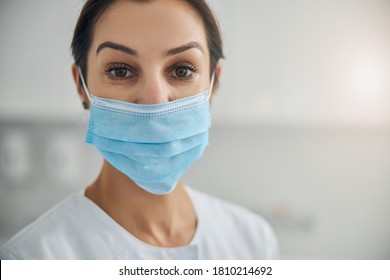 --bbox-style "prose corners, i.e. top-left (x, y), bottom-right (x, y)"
top-left (0, 187), bottom-right (278, 259)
